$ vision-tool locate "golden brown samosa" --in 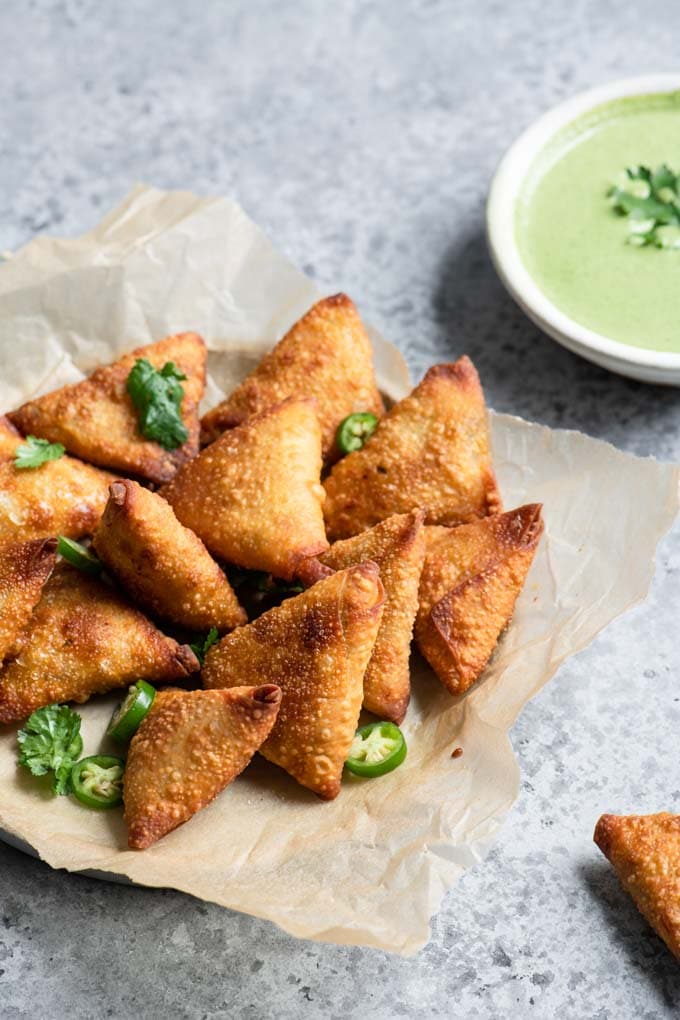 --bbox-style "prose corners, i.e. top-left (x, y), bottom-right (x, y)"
top-left (415, 504), bottom-right (543, 696)
top-left (200, 294), bottom-right (384, 461)
top-left (125, 685), bottom-right (282, 849)
top-left (161, 398), bottom-right (328, 580)
top-left (595, 813), bottom-right (680, 960)
top-left (93, 480), bottom-right (245, 632)
top-left (323, 358), bottom-right (502, 539)
top-left (0, 565), bottom-right (198, 724)
top-left (203, 562), bottom-right (384, 799)
top-left (0, 538), bottom-right (56, 663)
top-left (298, 511), bottom-right (425, 724)
top-left (0, 416), bottom-right (21, 459)
top-left (9, 333), bottom-right (206, 484)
